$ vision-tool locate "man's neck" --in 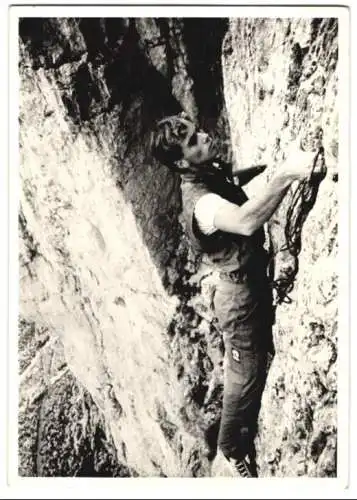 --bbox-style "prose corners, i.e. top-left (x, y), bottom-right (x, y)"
top-left (184, 159), bottom-right (267, 187)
